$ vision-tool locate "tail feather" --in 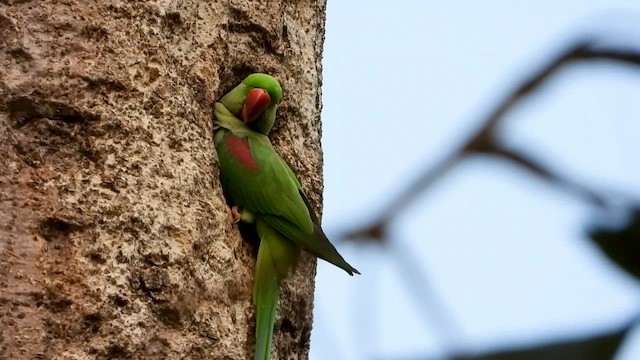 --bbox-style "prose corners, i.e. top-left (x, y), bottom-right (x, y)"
top-left (254, 244), bottom-right (278, 360)
top-left (254, 220), bottom-right (299, 360)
